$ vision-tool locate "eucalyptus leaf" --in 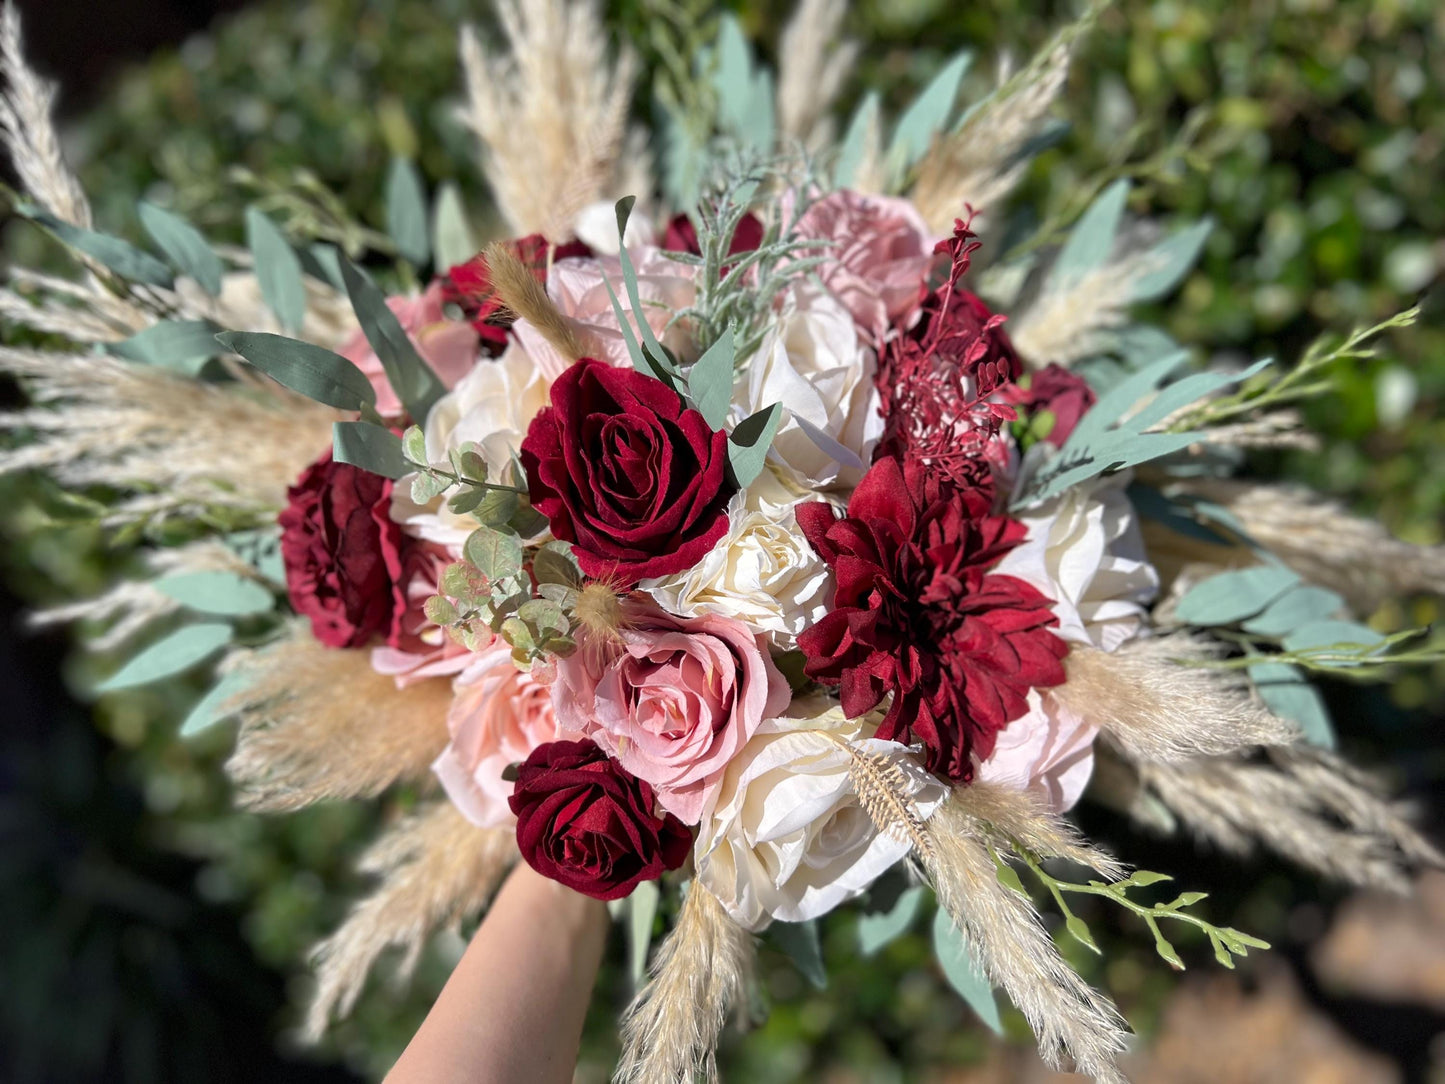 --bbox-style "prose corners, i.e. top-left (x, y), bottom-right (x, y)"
top-left (15, 203), bottom-right (174, 287)
top-left (179, 668), bottom-right (253, 737)
top-left (306, 243), bottom-right (346, 290)
top-left (1248, 661), bottom-right (1335, 748)
top-left (727, 403), bottom-right (783, 488)
top-left (1242, 585), bottom-right (1345, 638)
top-left (857, 885), bottom-right (925, 956)
top-left (931, 907), bottom-right (1003, 1034)
top-left (217, 331), bottom-right (376, 410)
top-left (154, 571), bottom-right (274, 617)
top-left (1281, 619), bottom-right (1386, 661)
top-left (340, 258), bottom-right (446, 420)
top-left (1174, 566), bottom-right (1301, 626)
top-left (834, 92), bottom-right (880, 189)
top-left (464, 526), bottom-right (524, 583)
top-left (626, 880), bottom-right (660, 986)
top-left (97, 623), bottom-right (234, 691)
top-left (533, 541), bottom-right (582, 587)
top-left (222, 528), bottom-right (286, 585)
top-left (1048, 179), bottom-right (1128, 293)
top-left (245, 207), bottom-right (306, 333)
top-left (1128, 219), bottom-right (1213, 302)
top-left (889, 51), bottom-right (972, 170)
top-left (713, 16), bottom-right (755, 136)
top-left (768, 920), bottom-right (827, 990)
top-left (332, 421), bottom-right (408, 479)
top-left (386, 157), bottom-right (430, 267)
top-left (687, 328), bottom-right (735, 430)
top-left (432, 182), bottom-right (476, 271)
top-left (109, 319), bottom-right (222, 374)
top-left (138, 201), bottom-right (224, 295)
